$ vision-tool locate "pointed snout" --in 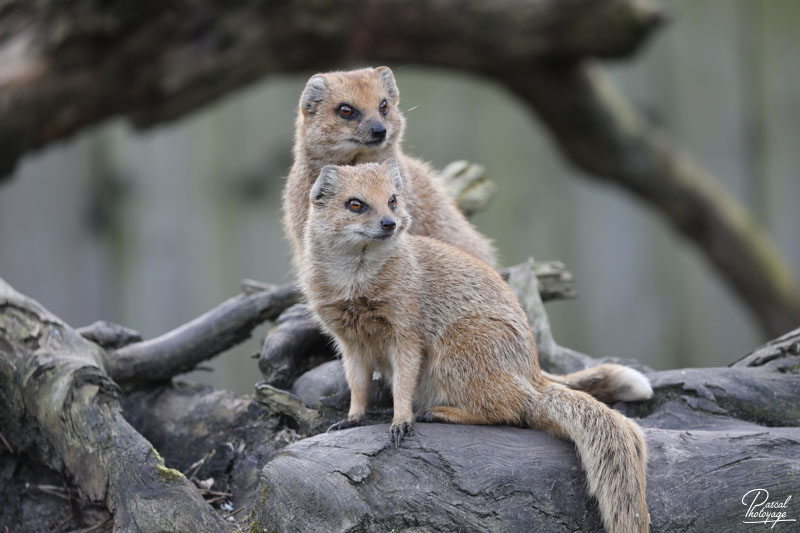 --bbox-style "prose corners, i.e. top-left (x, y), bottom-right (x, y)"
top-left (370, 123), bottom-right (387, 141)
top-left (360, 119), bottom-right (387, 145)
top-left (380, 217), bottom-right (396, 231)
